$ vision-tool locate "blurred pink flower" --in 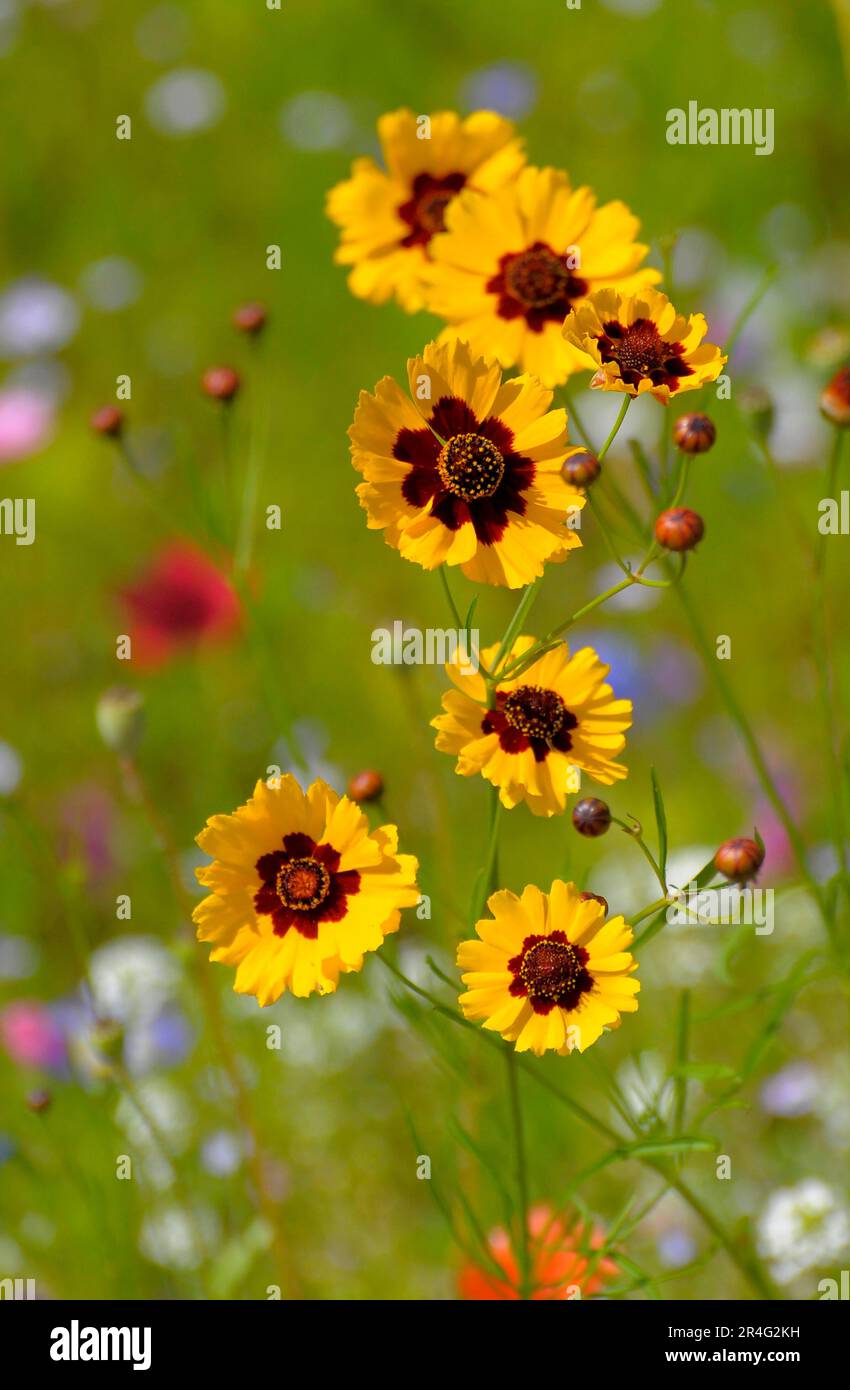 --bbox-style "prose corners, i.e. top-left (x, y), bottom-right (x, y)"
top-left (0, 388), bottom-right (54, 464)
top-left (0, 1000), bottom-right (67, 1070)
